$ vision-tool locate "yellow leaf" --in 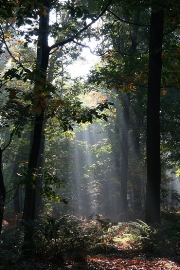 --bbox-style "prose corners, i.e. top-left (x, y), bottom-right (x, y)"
top-left (4, 33), bottom-right (12, 39)
top-left (12, 52), bottom-right (19, 60)
top-left (162, 89), bottom-right (167, 95)
top-left (17, 39), bottom-right (24, 43)
top-left (131, 85), bottom-right (137, 91)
